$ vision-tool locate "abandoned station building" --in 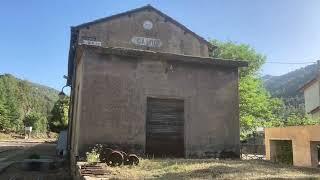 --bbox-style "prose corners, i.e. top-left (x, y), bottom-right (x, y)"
top-left (66, 5), bottom-right (247, 162)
